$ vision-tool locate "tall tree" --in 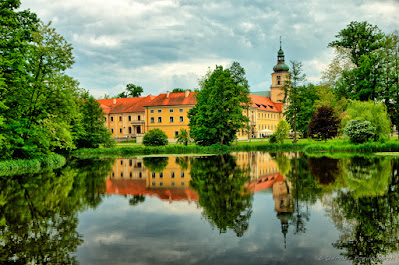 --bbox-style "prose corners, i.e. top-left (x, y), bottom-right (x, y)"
top-left (74, 91), bottom-right (114, 148)
top-left (328, 21), bottom-right (385, 101)
top-left (283, 60), bottom-right (307, 142)
top-left (308, 106), bottom-right (340, 141)
top-left (117, 83), bottom-right (143, 98)
top-left (188, 62), bottom-right (251, 146)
